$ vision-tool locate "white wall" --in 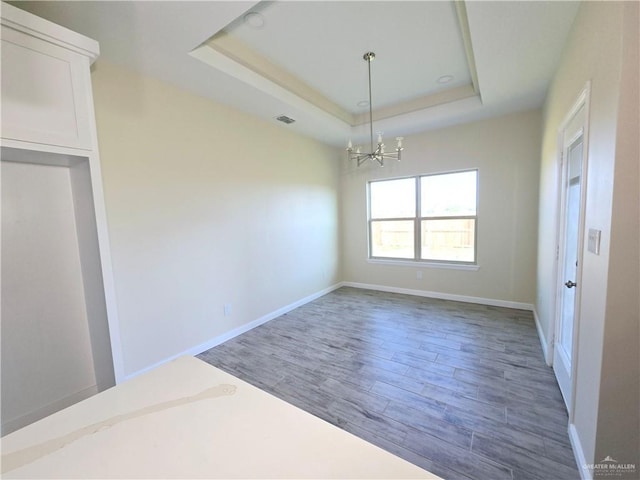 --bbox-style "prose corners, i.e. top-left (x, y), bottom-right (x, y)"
top-left (341, 109), bottom-right (541, 306)
top-left (91, 61), bottom-right (341, 378)
top-left (536, 1), bottom-right (639, 474)
top-left (1, 160), bottom-right (98, 433)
